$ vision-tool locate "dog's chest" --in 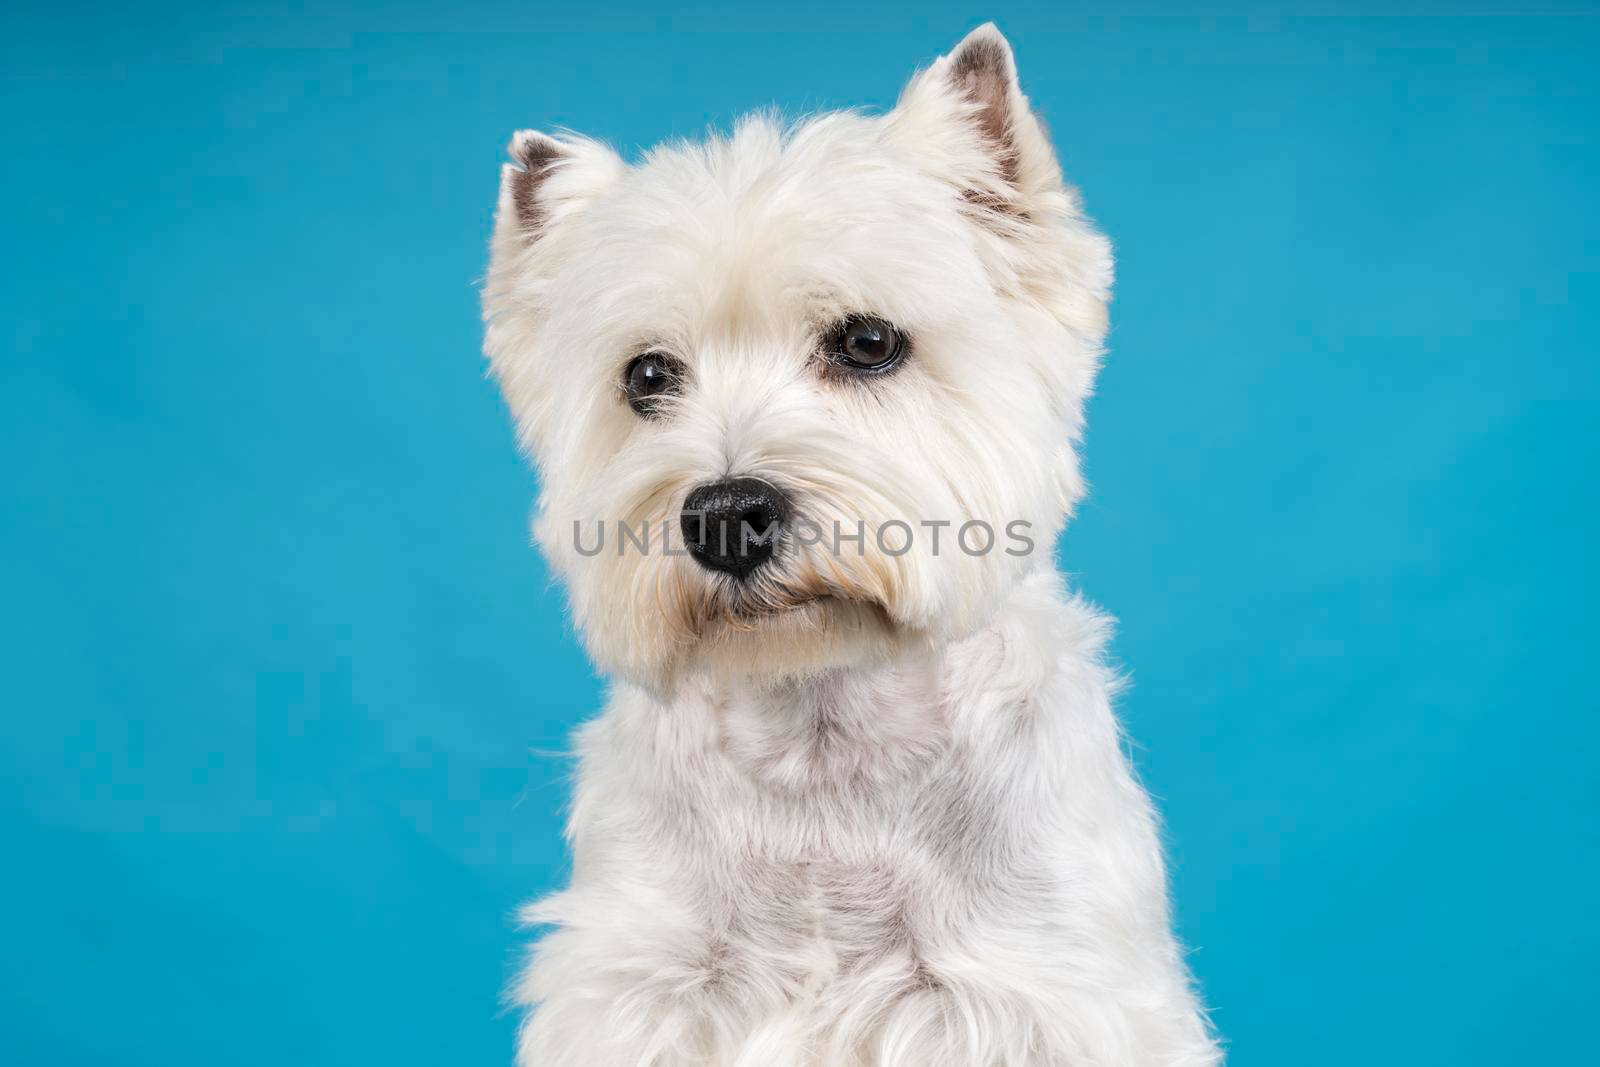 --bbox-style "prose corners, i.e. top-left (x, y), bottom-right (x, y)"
top-left (718, 811), bottom-right (956, 1003)
top-left (698, 681), bottom-right (1013, 984)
